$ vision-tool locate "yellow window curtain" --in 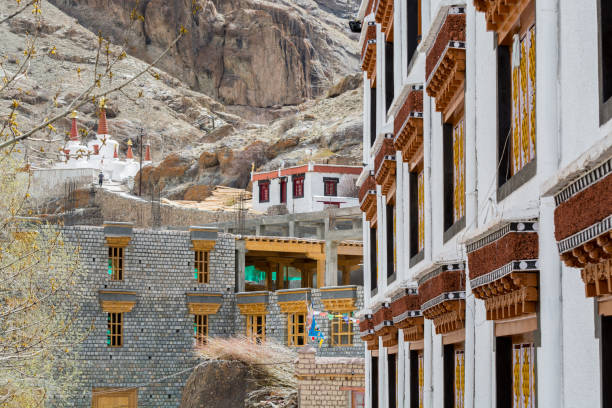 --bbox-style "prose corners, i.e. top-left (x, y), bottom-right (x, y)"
top-left (418, 353), bottom-right (424, 408)
top-left (453, 119), bottom-right (465, 222)
top-left (512, 343), bottom-right (536, 408)
top-left (511, 26), bottom-right (536, 176)
top-left (454, 350), bottom-right (465, 408)
top-left (417, 172), bottom-right (425, 252)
